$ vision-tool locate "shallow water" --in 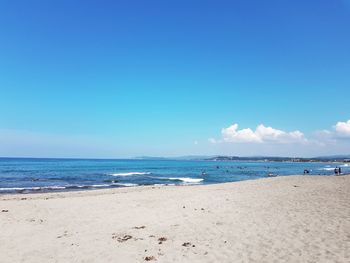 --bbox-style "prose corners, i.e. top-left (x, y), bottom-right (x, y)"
top-left (0, 158), bottom-right (348, 193)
